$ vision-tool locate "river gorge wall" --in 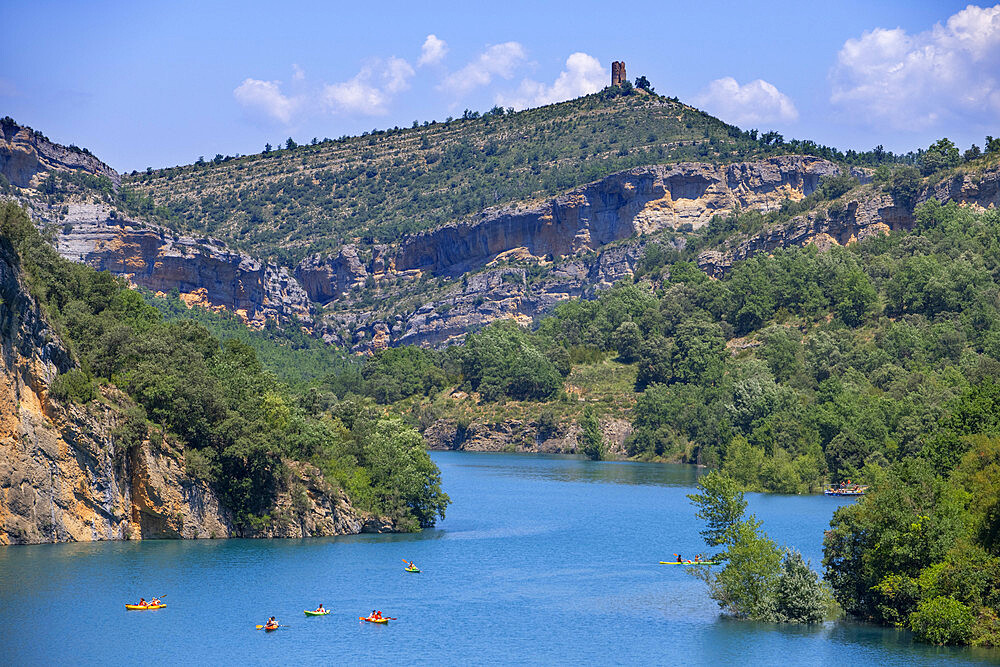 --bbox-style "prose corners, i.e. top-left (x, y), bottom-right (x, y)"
top-left (0, 233), bottom-right (384, 544)
top-left (52, 203), bottom-right (313, 328)
top-left (9, 114), bottom-right (1000, 350)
